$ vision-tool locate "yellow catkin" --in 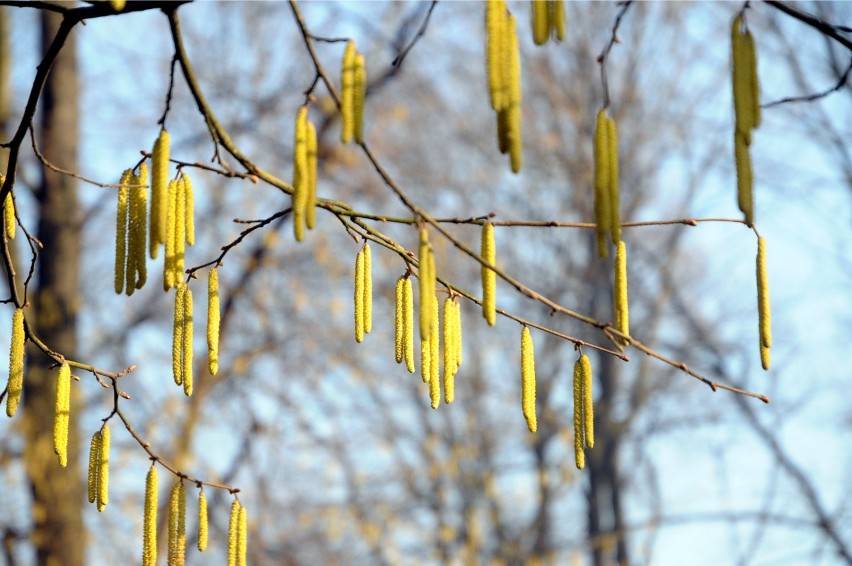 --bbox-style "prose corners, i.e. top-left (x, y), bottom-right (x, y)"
top-left (614, 241), bottom-right (630, 345)
top-left (150, 129), bottom-right (170, 258)
top-left (607, 116), bottom-right (621, 245)
top-left (506, 13), bottom-right (522, 174)
top-left (293, 106), bottom-right (308, 242)
top-left (744, 30), bottom-right (760, 129)
top-left (580, 354), bottom-right (594, 448)
top-left (4, 191), bottom-right (15, 240)
top-left (182, 286), bottom-right (194, 397)
top-left (453, 299), bottom-right (463, 368)
top-left (757, 237), bottom-right (771, 369)
top-left (403, 277), bottom-right (415, 373)
top-left (207, 268), bottom-right (220, 376)
top-left (237, 505), bottom-right (248, 566)
top-left (109, 0), bottom-right (125, 11)
top-left (6, 308), bottom-right (24, 418)
top-left (97, 424), bottom-right (110, 512)
top-left (573, 358), bottom-right (585, 470)
top-left (172, 283), bottom-right (185, 386)
top-left (443, 297), bottom-right (456, 404)
top-left (394, 276), bottom-right (405, 364)
top-left (735, 131), bottom-right (753, 226)
top-left (197, 488), bottom-right (208, 552)
top-left (732, 15), bottom-right (755, 141)
top-left (521, 327), bottom-right (537, 432)
top-left (421, 334), bottom-right (431, 384)
top-left (181, 173), bottom-right (194, 246)
top-left (486, 0), bottom-right (506, 111)
top-left (87, 430), bottom-right (100, 504)
top-left (418, 228), bottom-right (434, 338)
top-left (594, 108), bottom-right (611, 259)
top-left (353, 53), bottom-right (367, 144)
top-left (552, 0), bottom-right (566, 41)
top-left (114, 169), bottom-right (131, 294)
top-left (340, 40), bottom-right (357, 144)
top-left (53, 362), bottom-right (71, 468)
top-left (143, 466), bottom-right (158, 566)
top-left (227, 500), bottom-right (241, 566)
top-left (354, 247), bottom-right (365, 343)
top-left (305, 120), bottom-right (318, 230)
top-left (363, 243), bottom-right (372, 334)
top-left (129, 164), bottom-right (149, 291)
top-left (164, 179), bottom-right (179, 291)
top-left (429, 295), bottom-right (440, 409)
top-left (175, 175), bottom-right (187, 282)
top-left (532, 0), bottom-right (548, 46)
top-left (168, 480), bottom-right (186, 566)
top-left (760, 344), bottom-right (771, 371)
top-left (481, 222), bottom-right (496, 326)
